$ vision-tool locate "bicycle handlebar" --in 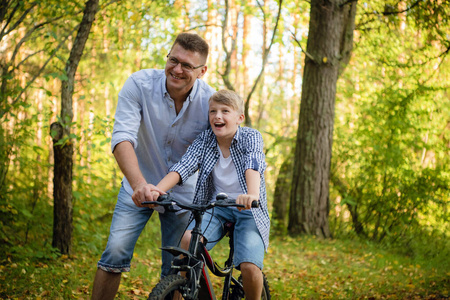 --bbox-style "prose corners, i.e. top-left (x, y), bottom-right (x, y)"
top-left (142, 193), bottom-right (259, 211)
